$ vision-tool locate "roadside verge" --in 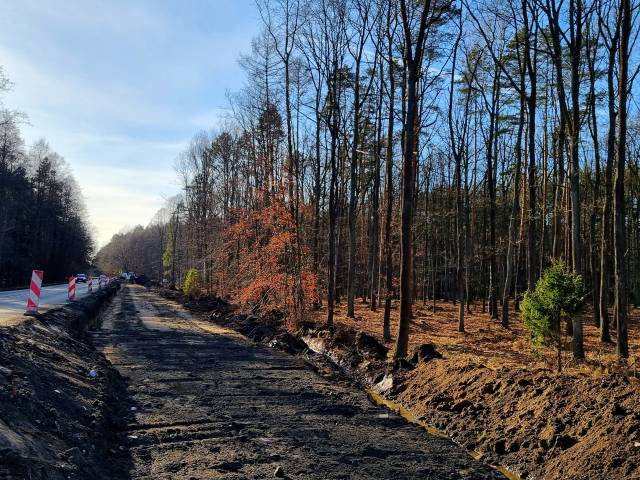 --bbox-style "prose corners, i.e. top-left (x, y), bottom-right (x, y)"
top-left (0, 284), bottom-right (130, 480)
